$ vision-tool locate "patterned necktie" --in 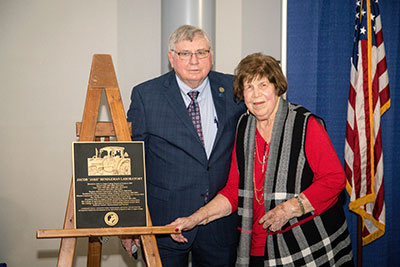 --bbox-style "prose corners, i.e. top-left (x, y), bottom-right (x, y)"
top-left (187, 91), bottom-right (204, 145)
